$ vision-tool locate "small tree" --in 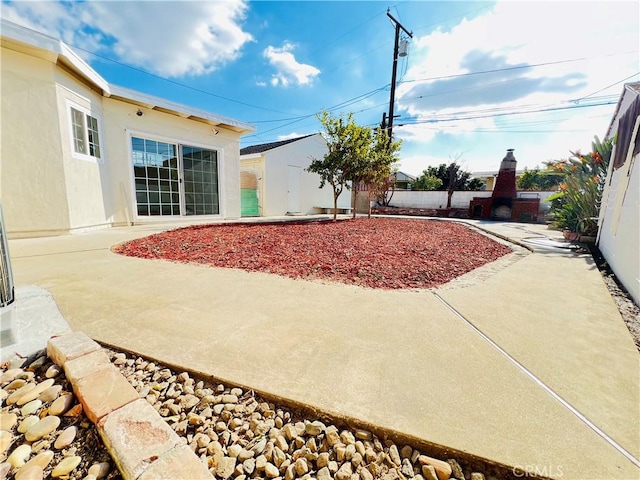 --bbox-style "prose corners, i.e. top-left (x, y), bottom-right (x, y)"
top-left (517, 167), bottom-right (562, 191)
top-left (307, 110), bottom-right (372, 221)
top-left (413, 160), bottom-right (482, 197)
top-left (411, 172), bottom-right (443, 191)
top-left (444, 163), bottom-right (464, 209)
top-left (375, 174), bottom-right (396, 207)
top-left (360, 128), bottom-right (401, 217)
